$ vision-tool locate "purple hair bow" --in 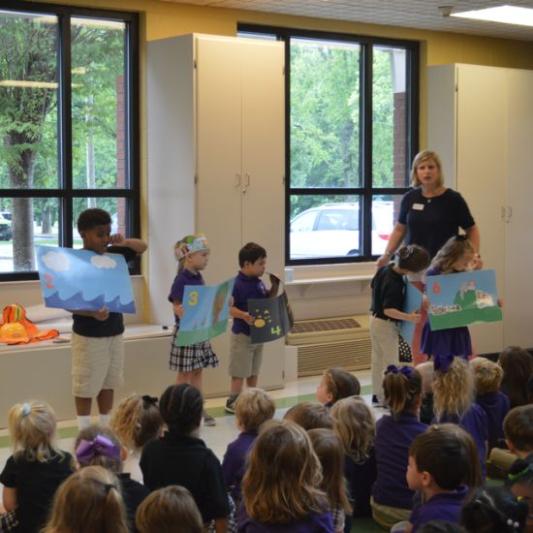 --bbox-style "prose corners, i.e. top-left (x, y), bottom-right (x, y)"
top-left (385, 365), bottom-right (415, 378)
top-left (434, 353), bottom-right (468, 373)
top-left (76, 435), bottom-right (120, 465)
